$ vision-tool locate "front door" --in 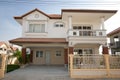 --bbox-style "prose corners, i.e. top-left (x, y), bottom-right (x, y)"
top-left (45, 51), bottom-right (50, 65)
